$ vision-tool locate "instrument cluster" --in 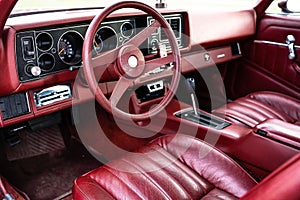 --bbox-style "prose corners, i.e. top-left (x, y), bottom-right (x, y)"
top-left (15, 19), bottom-right (136, 82)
